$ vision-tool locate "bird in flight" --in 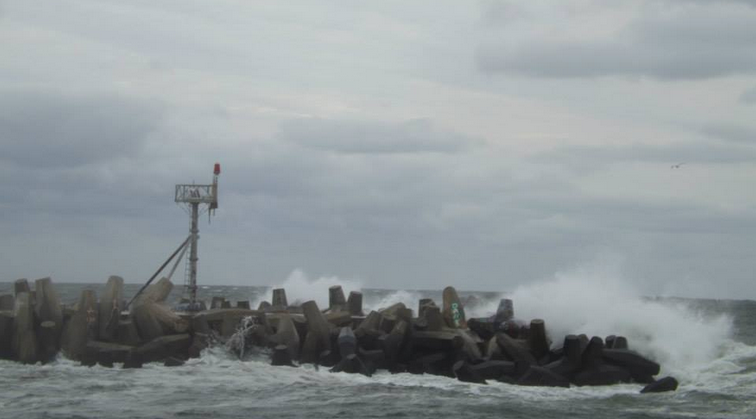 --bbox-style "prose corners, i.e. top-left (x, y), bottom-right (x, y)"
top-left (671, 162), bottom-right (686, 169)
